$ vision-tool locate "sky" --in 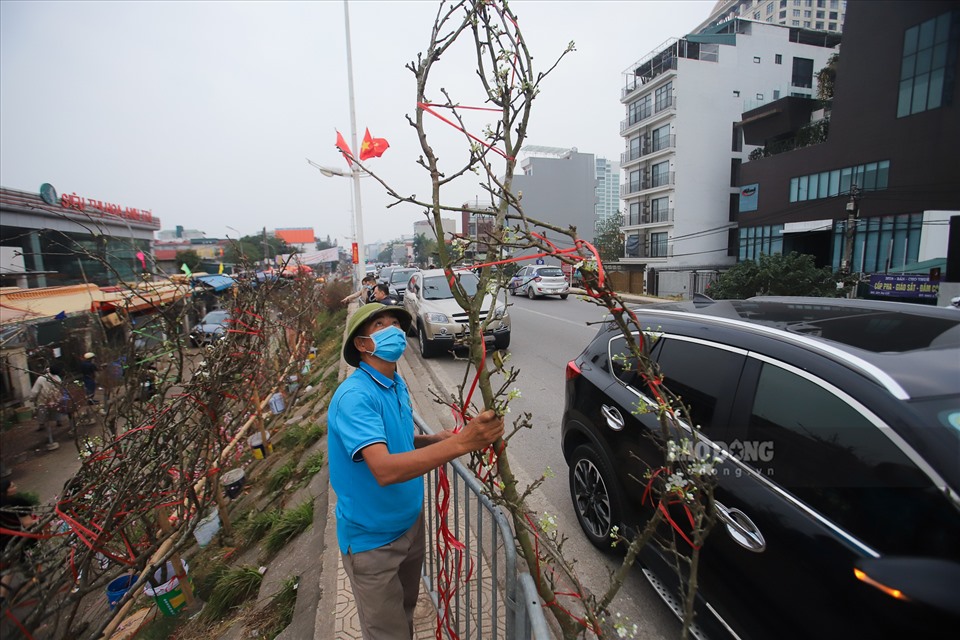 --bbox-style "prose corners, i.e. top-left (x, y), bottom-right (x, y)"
top-left (0, 0), bottom-right (713, 247)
